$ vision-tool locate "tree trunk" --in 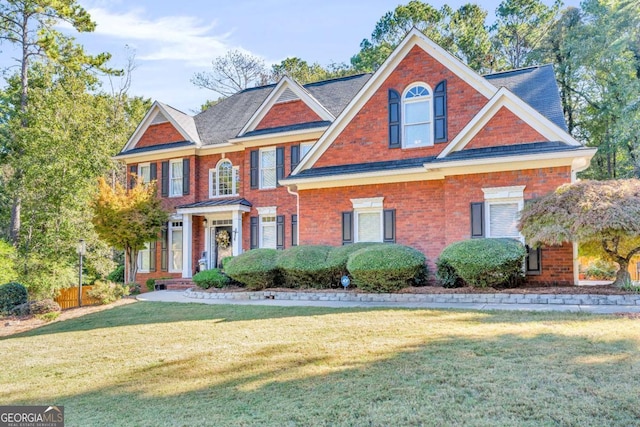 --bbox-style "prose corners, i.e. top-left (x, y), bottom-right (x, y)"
top-left (10, 194), bottom-right (21, 245)
top-left (126, 247), bottom-right (139, 285)
top-left (612, 259), bottom-right (631, 288)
